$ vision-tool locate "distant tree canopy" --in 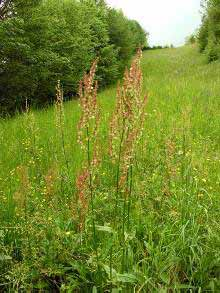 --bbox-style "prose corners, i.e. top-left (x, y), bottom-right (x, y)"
top-left (0, 0), bottom-right (148, 115)
top-left (198, 0), bottom-right (220, 61)
top-left (143, 44), bottom-right (174, 51)
top-left (185, 34), bottom-right (197, 45)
